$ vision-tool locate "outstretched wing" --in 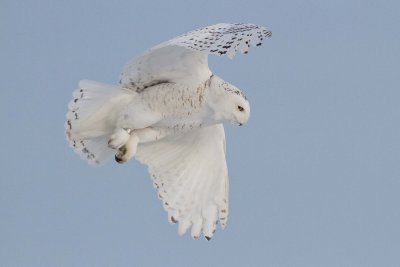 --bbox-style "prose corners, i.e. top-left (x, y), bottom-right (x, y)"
top-left (120, 23), bottom-right (272, 91)
top-left (135, 124), bottom-right (229, 240)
